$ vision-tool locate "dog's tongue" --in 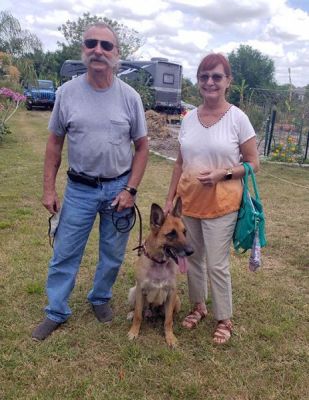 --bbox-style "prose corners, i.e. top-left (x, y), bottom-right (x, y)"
top-left (177, 256), bottom-right (188, 273)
